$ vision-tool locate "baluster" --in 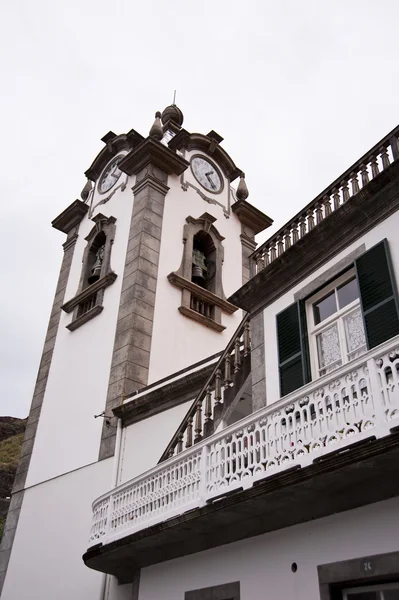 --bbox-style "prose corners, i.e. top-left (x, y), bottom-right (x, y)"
top-left (205, 387), bottom-right (213, 422)
top-left (284, 230), bottom-right (291, 250)
top-left (370, 156), bottom-right (379, 178)
top-left (177, 433), bottom-right (184, 453)
top-left (292, 222), bottom-right (299, 243)
top-left (299, 217), bottom-right (307, 238)
top-left (186, 417), bottom-right (193, 448)
top-left (234, 338), bottom-right (241, 372)
top-left (390, 135), bottom-right (399, 161)
top-left (315, 203), bottom-right (323, 224)
top-left (215, 369), bottom-right (222, 406)
top-left (194, 401), bottom-right (203, 443)
top-left (341, 181), bottom-right (350, 202)
top-left (224, 355), bottom-right (232, 386)
top-left (277, 236), bottom-right (284, 256)
top-left (350, 172), bottom-right (360, 195)
top-left (332, 188), bottom-right (340, 210)
top-left (168, 447), bottom-right (174, 458)
top-left (264, 249), bottom-right (270, 266)
top-left (360, 164), bottom-right (369, 187)
top-left (256, 254), bottom-right (264, 272)
top-left (380, 146), bottom-right (390, 170)
top-left (307, 210), bottom-right (315, 231)
top-left (323, 195), bottom-right (332, 217)
top-left (243, 322), bottom-right (251, 356)
top-left (270, 243), bottom-right (277, 261)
